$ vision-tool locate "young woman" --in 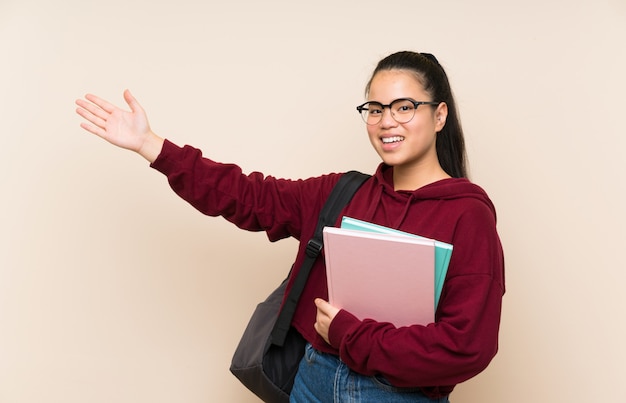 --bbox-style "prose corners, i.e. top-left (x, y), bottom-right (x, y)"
top-left (76, 51), bottom-right (505, 402)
